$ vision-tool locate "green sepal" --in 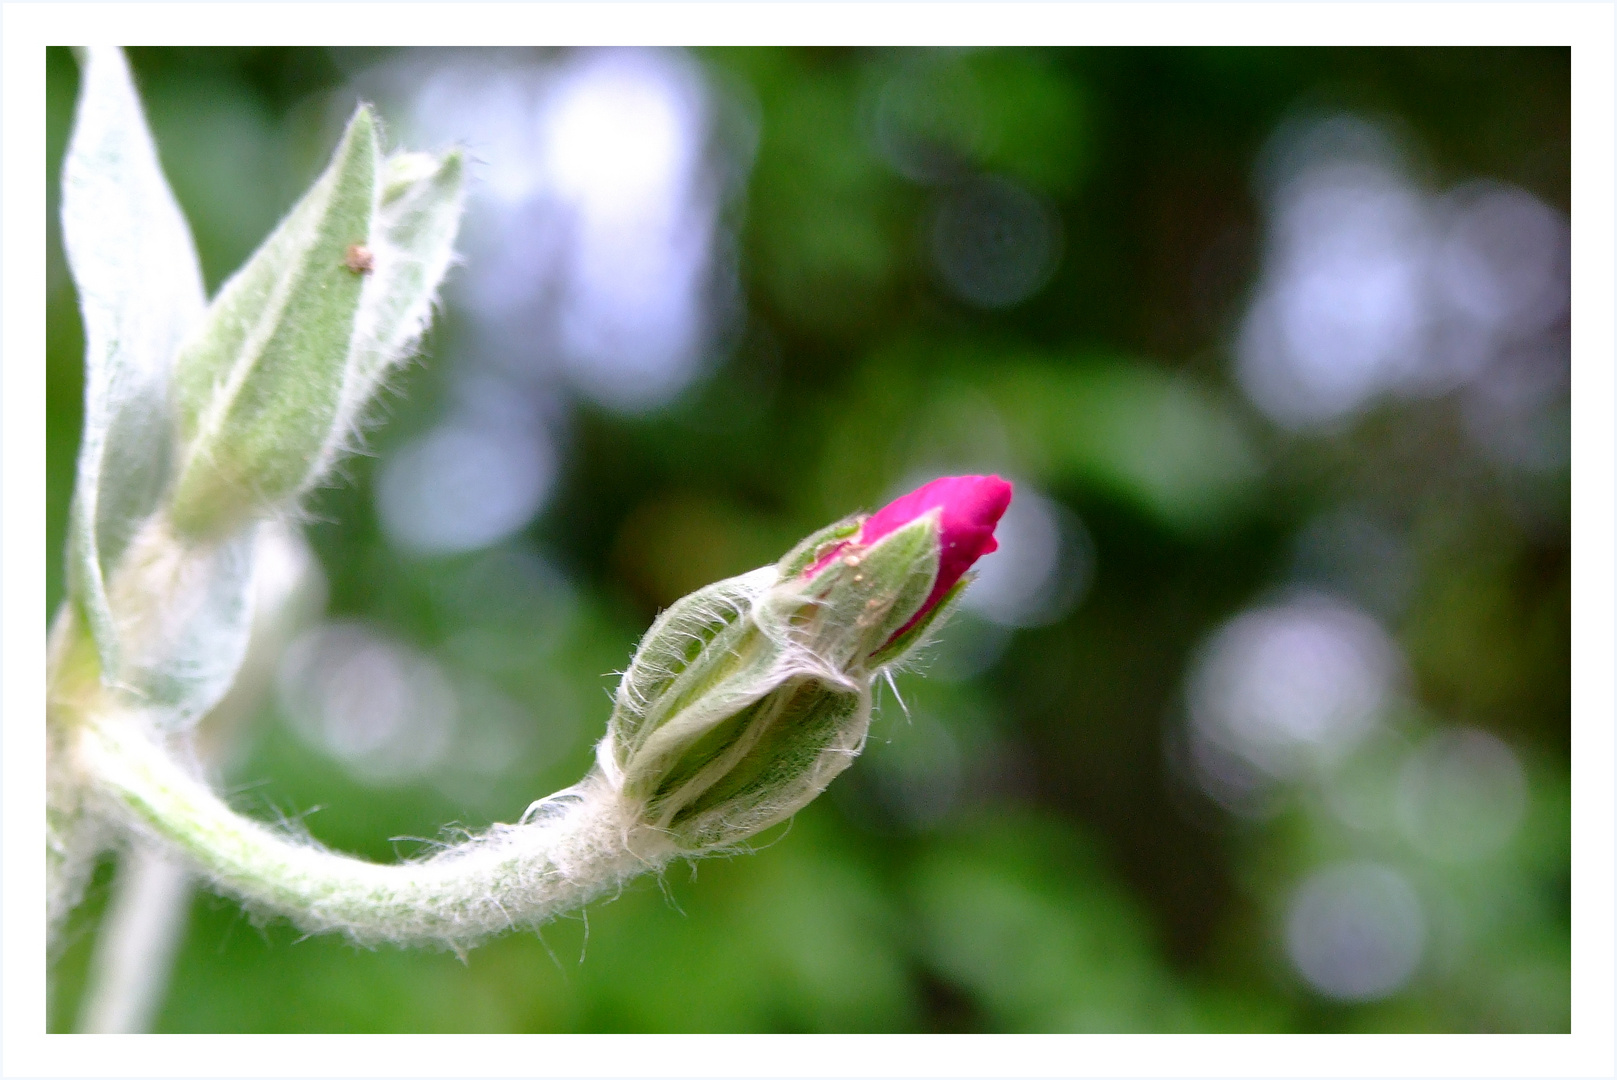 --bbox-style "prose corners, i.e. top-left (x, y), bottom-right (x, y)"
top-left (606, 568), bottom-right (781, 787)
top-left (602, 559), bottom-right (879, 852)
top-left (774, 515), bottom-right (862, 578)
top-left (844, 514), bottom-right (943, 658)
top-left (660, 678), bottom-right (869, 850)
top-left (761, 513), bottom-right (941, 673)
top-left (866, 573), bottom-right (971, 669)
top-left (602, 508), bottom-right (969, 855)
